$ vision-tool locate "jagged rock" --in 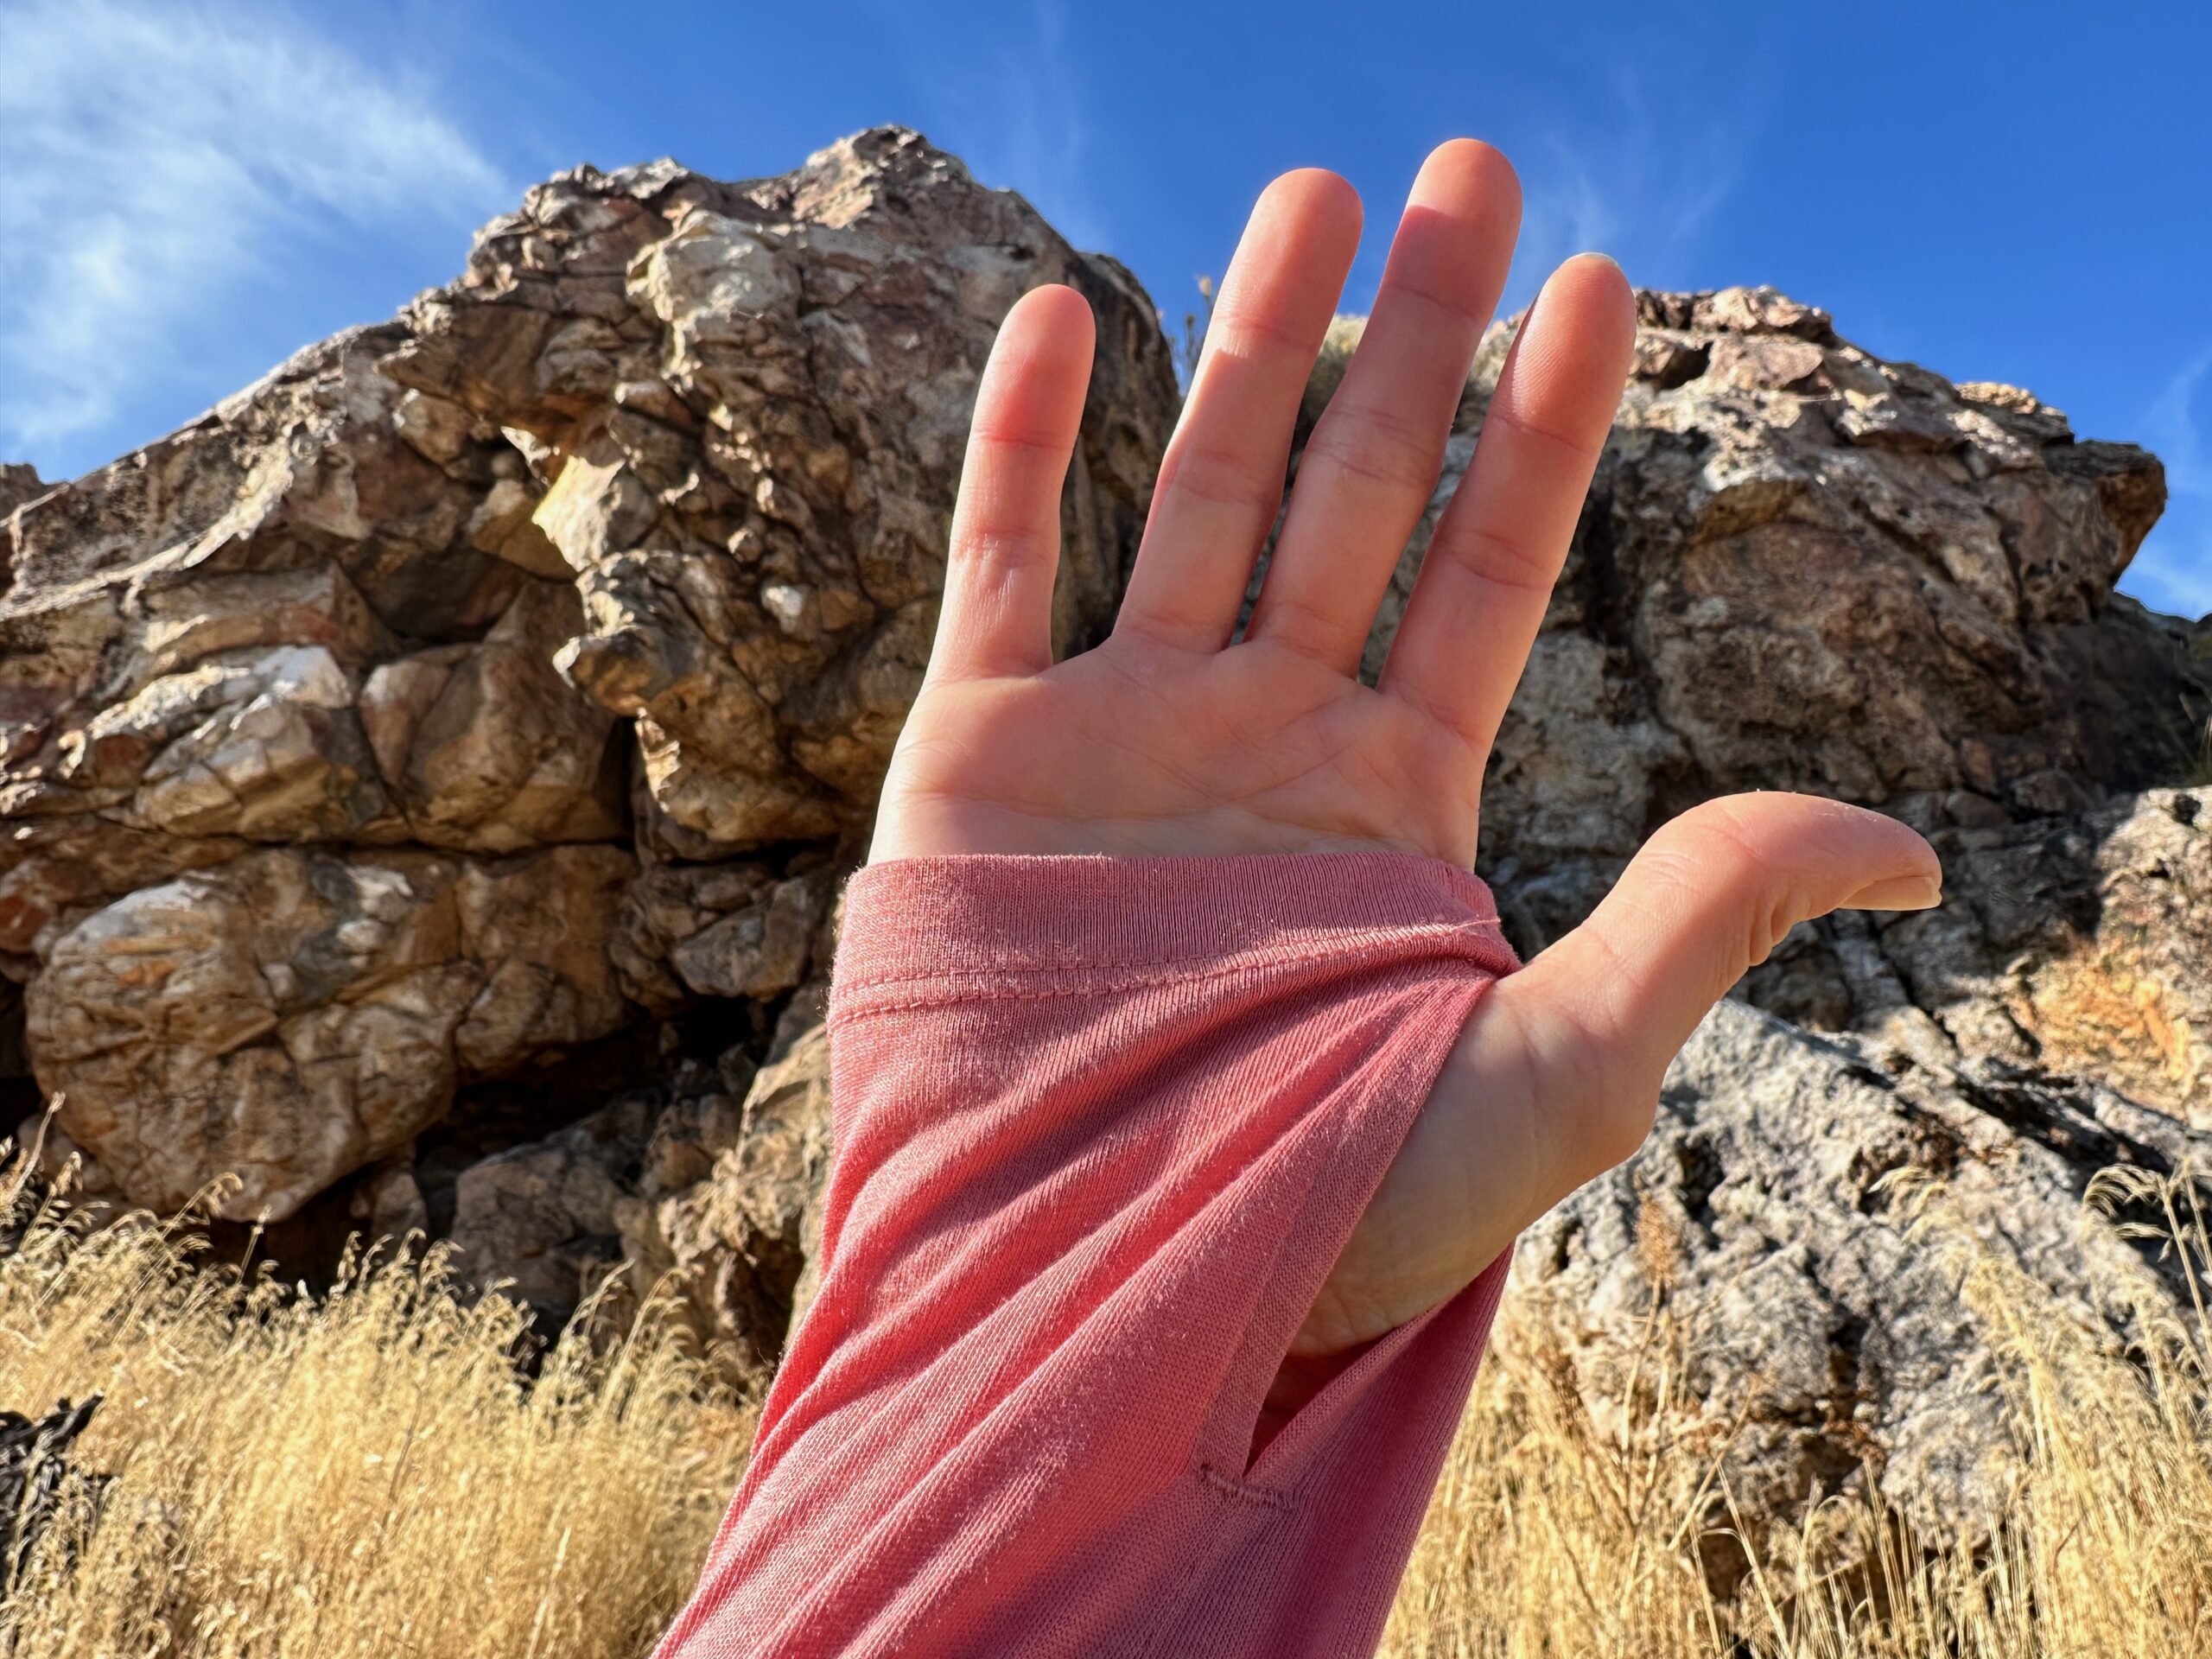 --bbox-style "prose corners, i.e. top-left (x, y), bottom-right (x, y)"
top-left (10, 123), bottom-right (2210, 1569)
top-left (610, 855), bottom-right (841, 1014)
top-left (0, 126), bottom-right (1175, 1237)
top-left (23, 843), bottom-right (634, 1220)
top-left (614, 1009), bottom-right (832, 1367)
top-left (1745, 785), bottom-right (2212, 1128)
top-left (435, 1003), bottom-right (826, 1360)
top-left (667, 871), bottom-right (830, 1001)
top-left (384, 125), bottom-right (1174, 855)
top-left (0, 317), bottom-right (618, 1217)
top-left (1318, 288), bottom-right (2206, 950)
top-left (347, 1154), bottom-right (430, 1241)
top-left (0, 464), bottom-right (48, 520)
top-left (1522, 998), bottom-right (2212, 1550)
top-left (446, 1089), bottom-right (658, 1322)
top-left (355, 581), bottom-right (626, 853)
